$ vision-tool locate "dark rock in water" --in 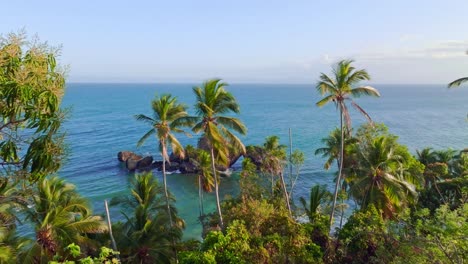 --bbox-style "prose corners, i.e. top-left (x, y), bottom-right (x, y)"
top-left (137, 156), bottom-right (153, 169)
top-left (180, 161), bottom-right (197, 174)
top-left (229, 153), bottom-right (242, 167)
top-left (244, 146), bottom-right (266, 169)
top-left (152, 161), bottom-right (163, 169)
top-left (157, 162), bottom-right (180, 172)
top-left (119, 151), bottom-right (153, 171)
top-left (118, 151), bottom-right (142, 162)
top-left (169, 152), bottom-right (184, 164)
top-left (126, 158), bottom-right (139, 171)
top-left (168, 162), bottom-right (180, 172)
